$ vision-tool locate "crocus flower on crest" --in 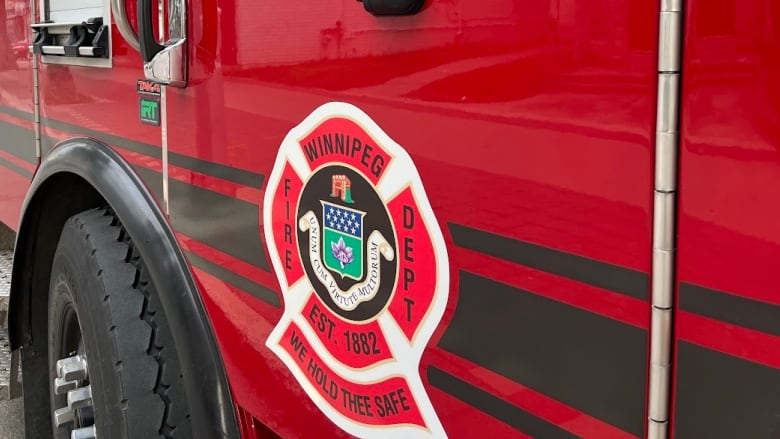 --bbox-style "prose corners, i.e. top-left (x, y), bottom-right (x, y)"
top-left (331, 237), bottom-right (354, 269)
